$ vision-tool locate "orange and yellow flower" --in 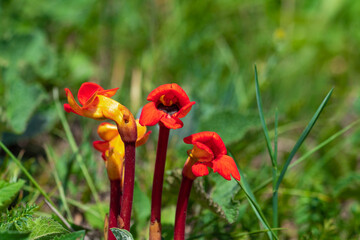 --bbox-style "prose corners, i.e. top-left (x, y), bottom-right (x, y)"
top-left (64, 82), bottom-right (137, 142)
top-left (93, 120), bottom-right (151, 180)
